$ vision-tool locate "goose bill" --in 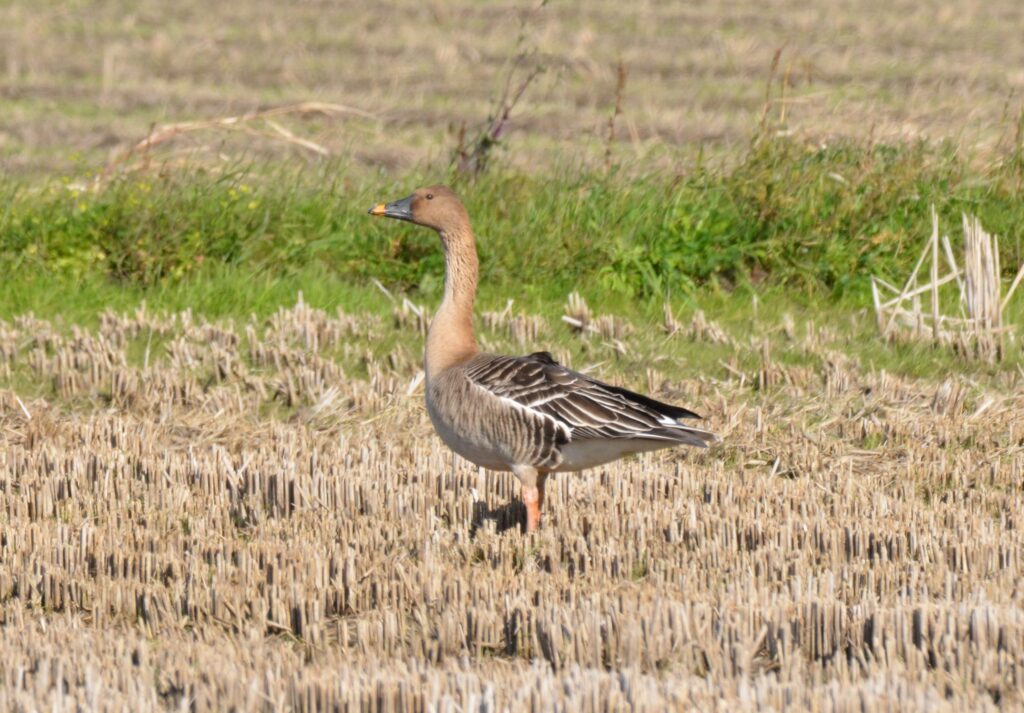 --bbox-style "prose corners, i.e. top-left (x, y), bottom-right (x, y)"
top-left (368, 194), bottom-right (415, 222)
